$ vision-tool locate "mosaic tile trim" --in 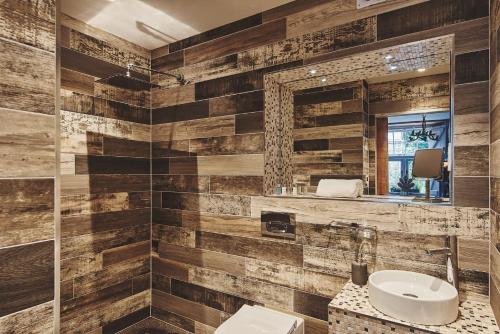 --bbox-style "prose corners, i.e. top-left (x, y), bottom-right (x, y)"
top-left (329, 282), bottom-right (499, 334)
